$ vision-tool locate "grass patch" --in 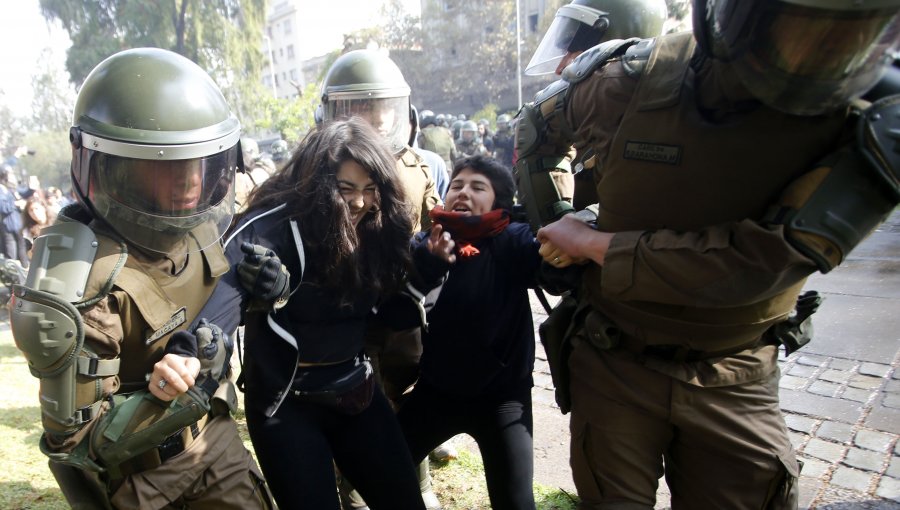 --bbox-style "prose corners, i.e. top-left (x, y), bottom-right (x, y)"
top-left (0, 327), bottom-right (68, 510)
top-left (430, 449), bottom-right (578, 510)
